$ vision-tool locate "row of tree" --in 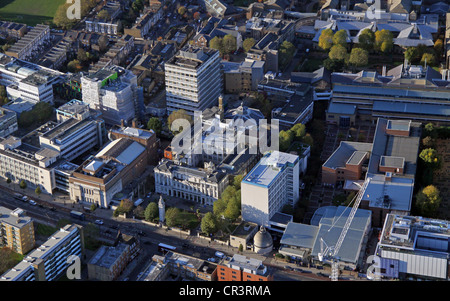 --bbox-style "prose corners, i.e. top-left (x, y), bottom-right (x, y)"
top-left (209, 35), bottom-right (237, 56)
top-left (279, 123), bottom-right (313, 152)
